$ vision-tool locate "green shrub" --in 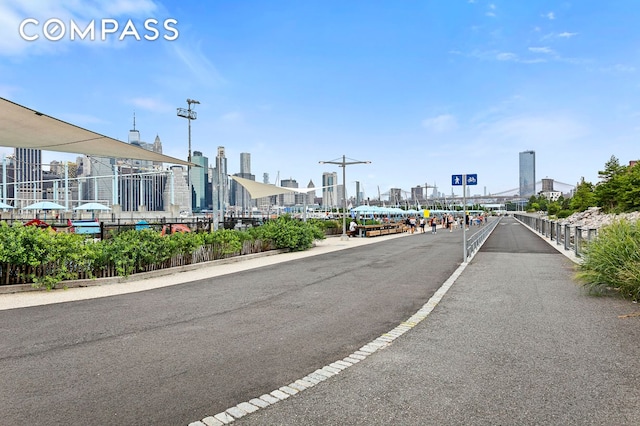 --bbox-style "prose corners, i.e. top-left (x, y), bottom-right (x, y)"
top-left (576, 219), bottom-right (640, 300)
top-left (0, 222), bottom-right (49, 267)
top-left (31, 231), bottom-right (97, 290)
top-left (557, 210), bottom-right (573, 219)
top-left (0, 222), bottom-right (97, 290)
top-left (0, 217), bottom-right (324, 287)
top-left (203, 228), bottom-right (243, 257)
top-left (254, 215), bottom-right (324, 251)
